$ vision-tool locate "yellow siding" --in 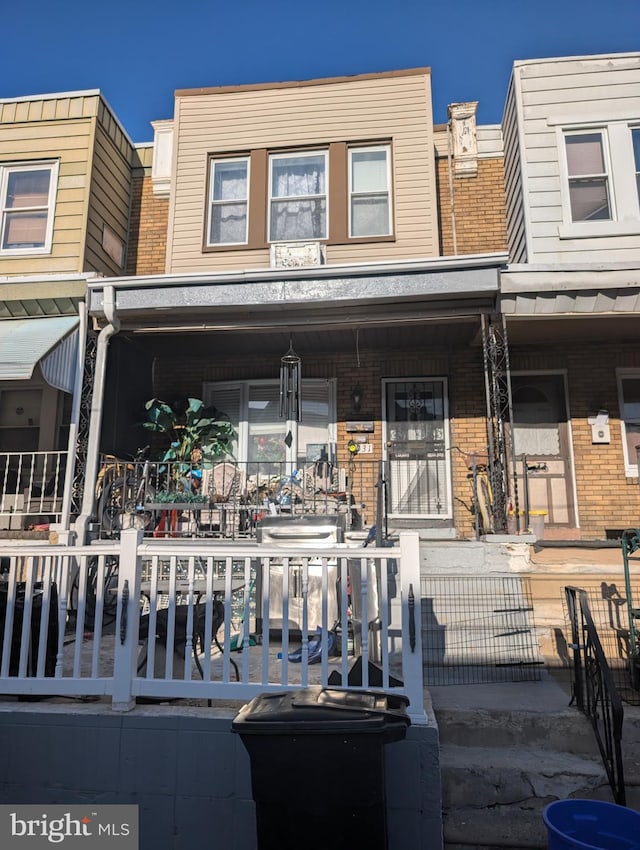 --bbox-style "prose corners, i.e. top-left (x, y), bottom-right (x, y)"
top-left (0, 92), bottom-right (137, 280)
top-left (84, 123), bottom-right (134, 274)
top-left (0, 118), bottom-right (94, 276)
top-left (168, 72), bottom-right (439, 273)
